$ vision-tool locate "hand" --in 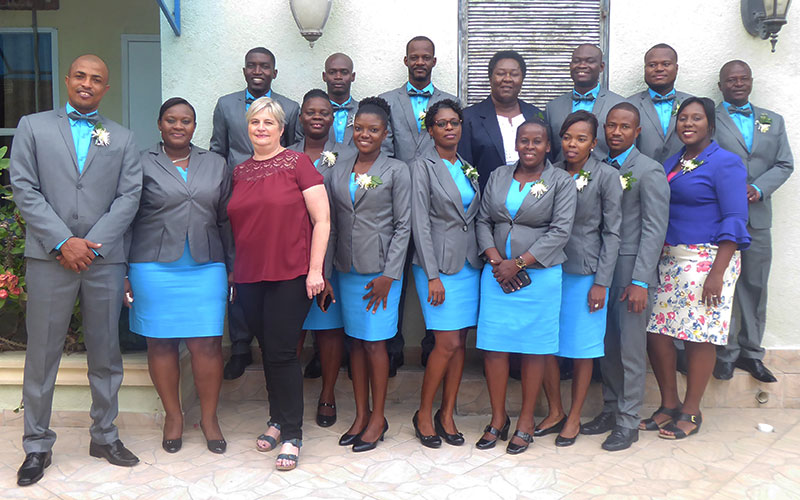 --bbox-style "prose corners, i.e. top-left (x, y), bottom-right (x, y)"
top-left (123, 278), bottom-right (134, 309)
top-left (363, 275), bottom-right (394, 313)
top-left (492, 259), bottom-right (524, 292)
top-left (620, 283), bottom-right (648, 313)
top-left (702, 271), bottom-right (724, 308)
top-left (588, 284), bottom-right (607, 313)
top-left (317, 279), bottom-right (336, 311)
top-left (427, 278), bottom-right (445, 306)
top-left (57, 237), bottom-right (101, 272)
top-left (227, 272), bottom-right (236, 303)
top-left (747, 185), bottom-right (760, 203)
top-left (306, 269), bottom-right (325, 299)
